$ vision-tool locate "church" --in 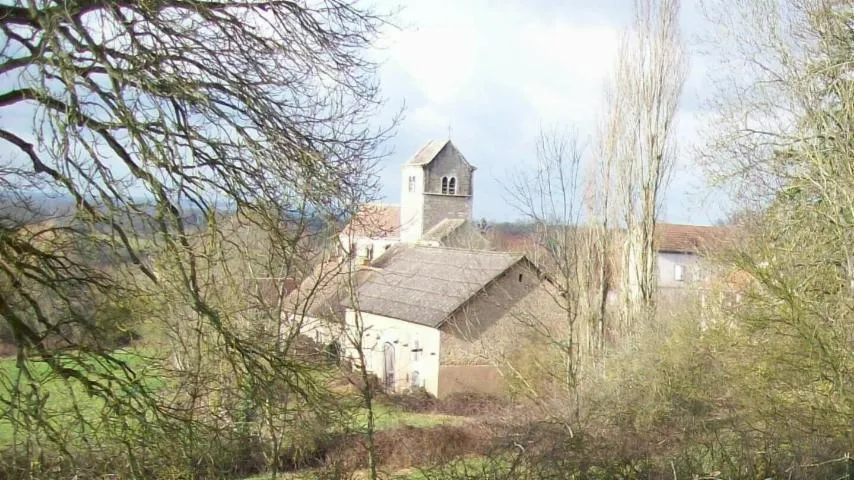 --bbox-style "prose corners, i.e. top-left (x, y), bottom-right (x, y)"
top-left (285, 140), bottom-right (564, 397)
top-left (338, 139), bottom-right (490, 261)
